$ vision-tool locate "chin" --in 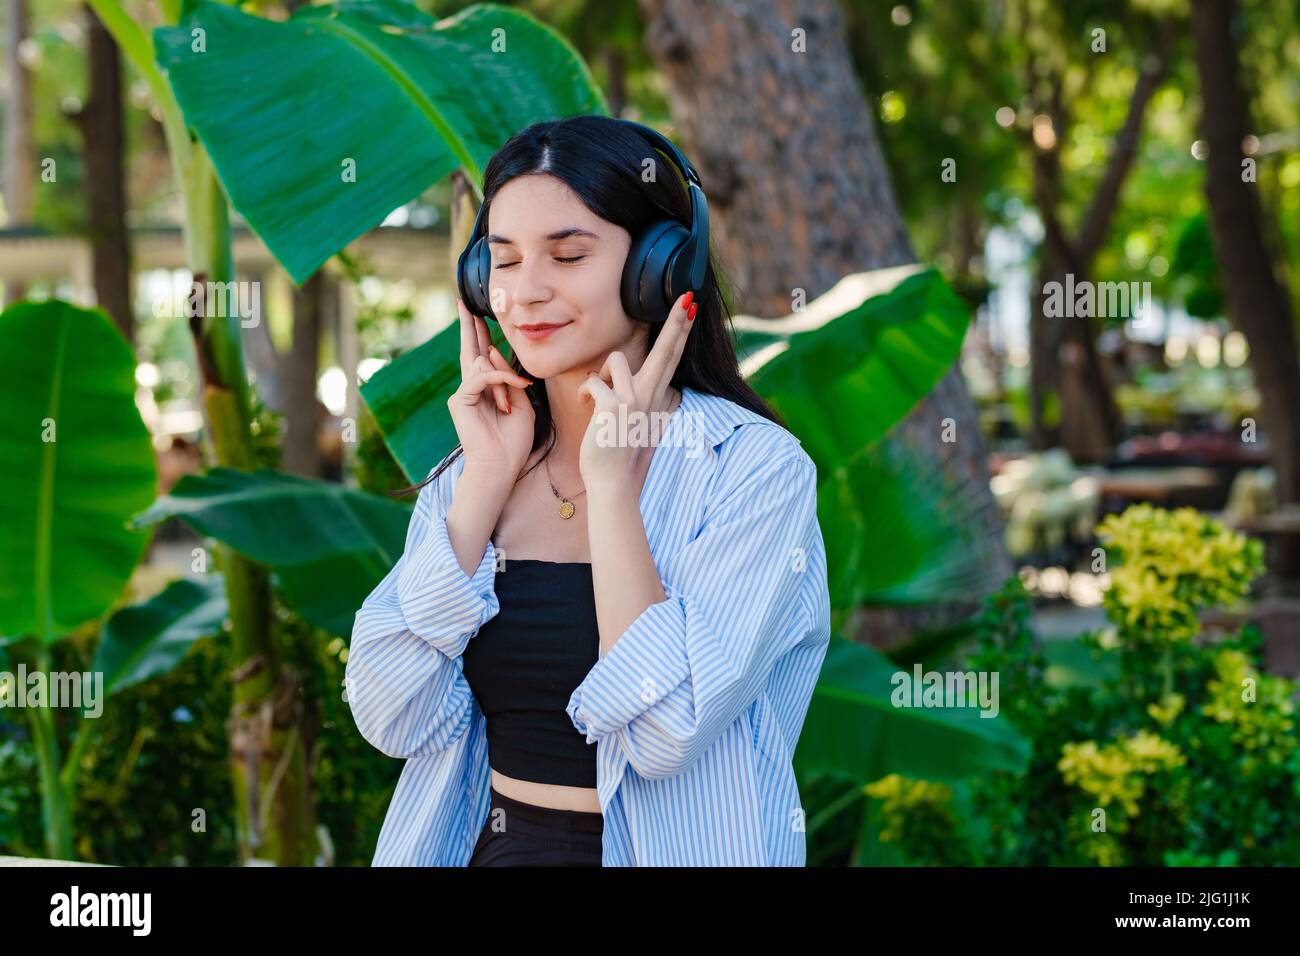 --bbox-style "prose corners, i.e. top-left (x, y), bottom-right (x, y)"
top-left (510, 351), bottom-right (567, 380)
